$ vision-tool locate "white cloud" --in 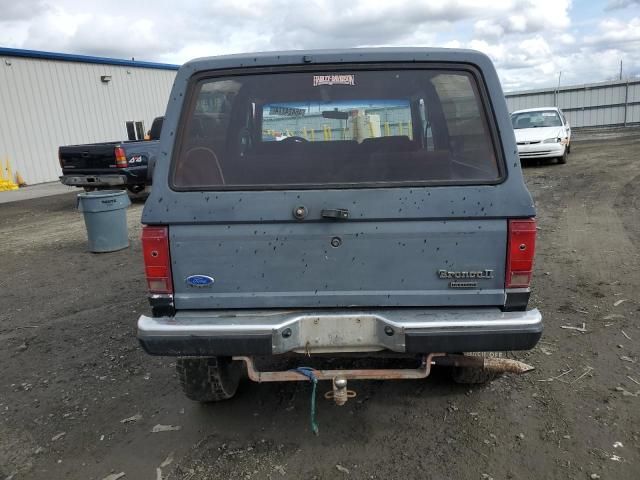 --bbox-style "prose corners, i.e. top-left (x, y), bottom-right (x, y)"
top-left (472, 0), bottom-right (571, 39)
top-left (518, 37), bottom-right (553, 59)
top-left (474, 19), bottom-right (505, 38)
top-left (1, 1), bottom-right (51, 21)
top-left (0, 0), bottom-right (638, 90)
top-left (558, 33), bottom-right (576, 44)
top-left (606, 0), bottom-right (640, 10)
top-left (584, 17), bottom-right (640, 48)
top-left (507, 15), bottom-right (528, 32)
